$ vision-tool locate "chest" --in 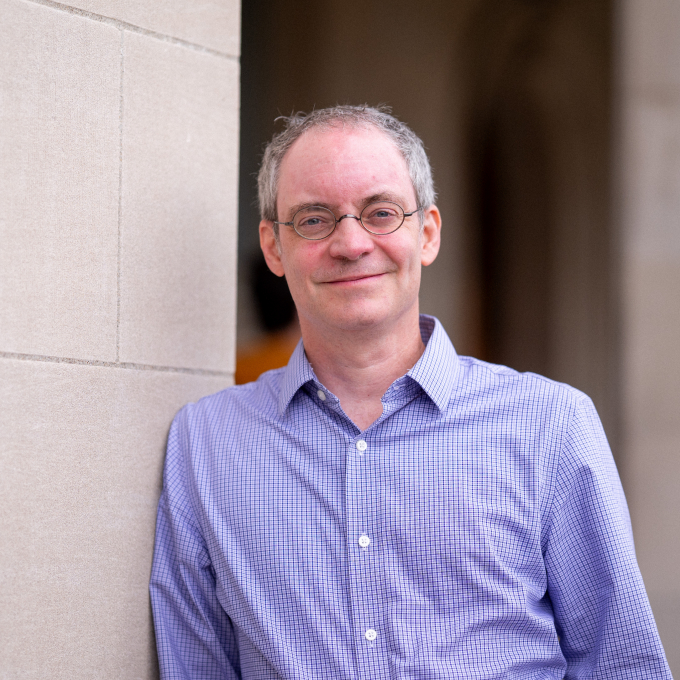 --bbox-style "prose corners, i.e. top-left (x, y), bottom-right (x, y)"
top-left (210, 410), bottom-right (549, 598)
